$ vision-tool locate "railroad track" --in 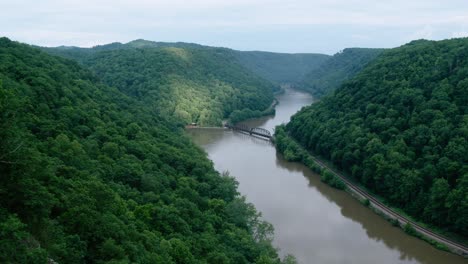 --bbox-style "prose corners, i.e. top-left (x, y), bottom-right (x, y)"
top-left (308, 154), bottom-right (468, 256)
